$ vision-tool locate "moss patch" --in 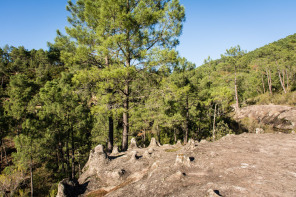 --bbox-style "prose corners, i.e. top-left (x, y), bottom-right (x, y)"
top-left (165, 148), bottom-right (180, 152)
